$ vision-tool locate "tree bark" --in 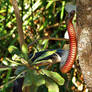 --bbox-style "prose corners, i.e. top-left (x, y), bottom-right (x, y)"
top-left (76, 0), bottom-right (92, 91)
